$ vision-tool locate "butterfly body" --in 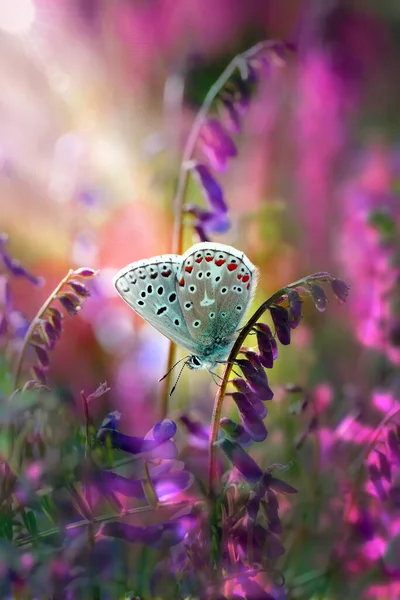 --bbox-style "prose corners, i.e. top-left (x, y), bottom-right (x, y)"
top-left (113, 242), bottom-right (258, 371)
